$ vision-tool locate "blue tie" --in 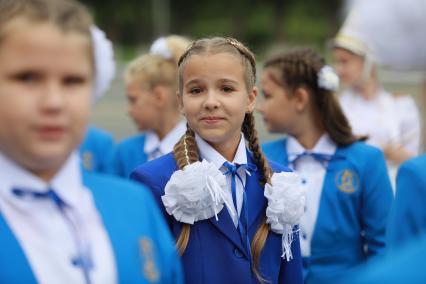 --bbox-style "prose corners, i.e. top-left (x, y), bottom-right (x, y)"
top-left (289, 151), bottom-right (333, 169)
top-left (223, 162), bottom-right (256, 260)
top-left (12, 187), bottom-right (93, 284)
